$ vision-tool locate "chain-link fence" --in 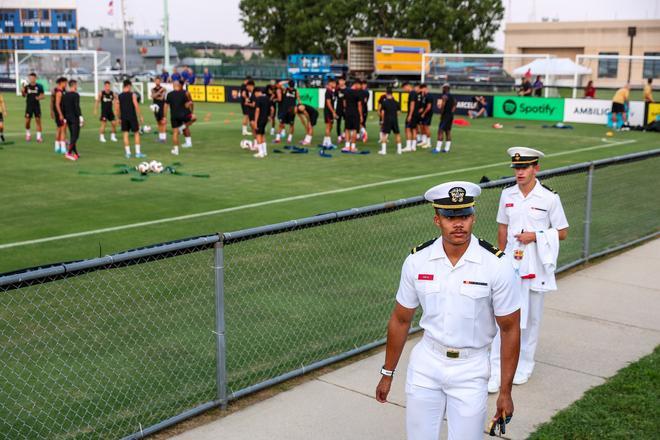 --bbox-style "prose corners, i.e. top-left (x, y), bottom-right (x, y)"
top-left (1, 150), bottom-right (658, 439)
